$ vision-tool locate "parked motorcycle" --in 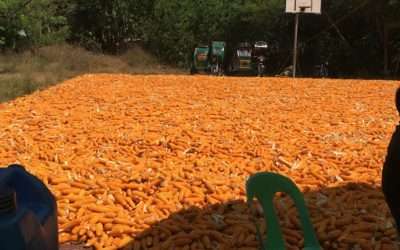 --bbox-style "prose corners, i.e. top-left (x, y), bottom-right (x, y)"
top-left (314, 61), bottom-right (329, 78)
top-left (253, 41), bottom-right (268, 77)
